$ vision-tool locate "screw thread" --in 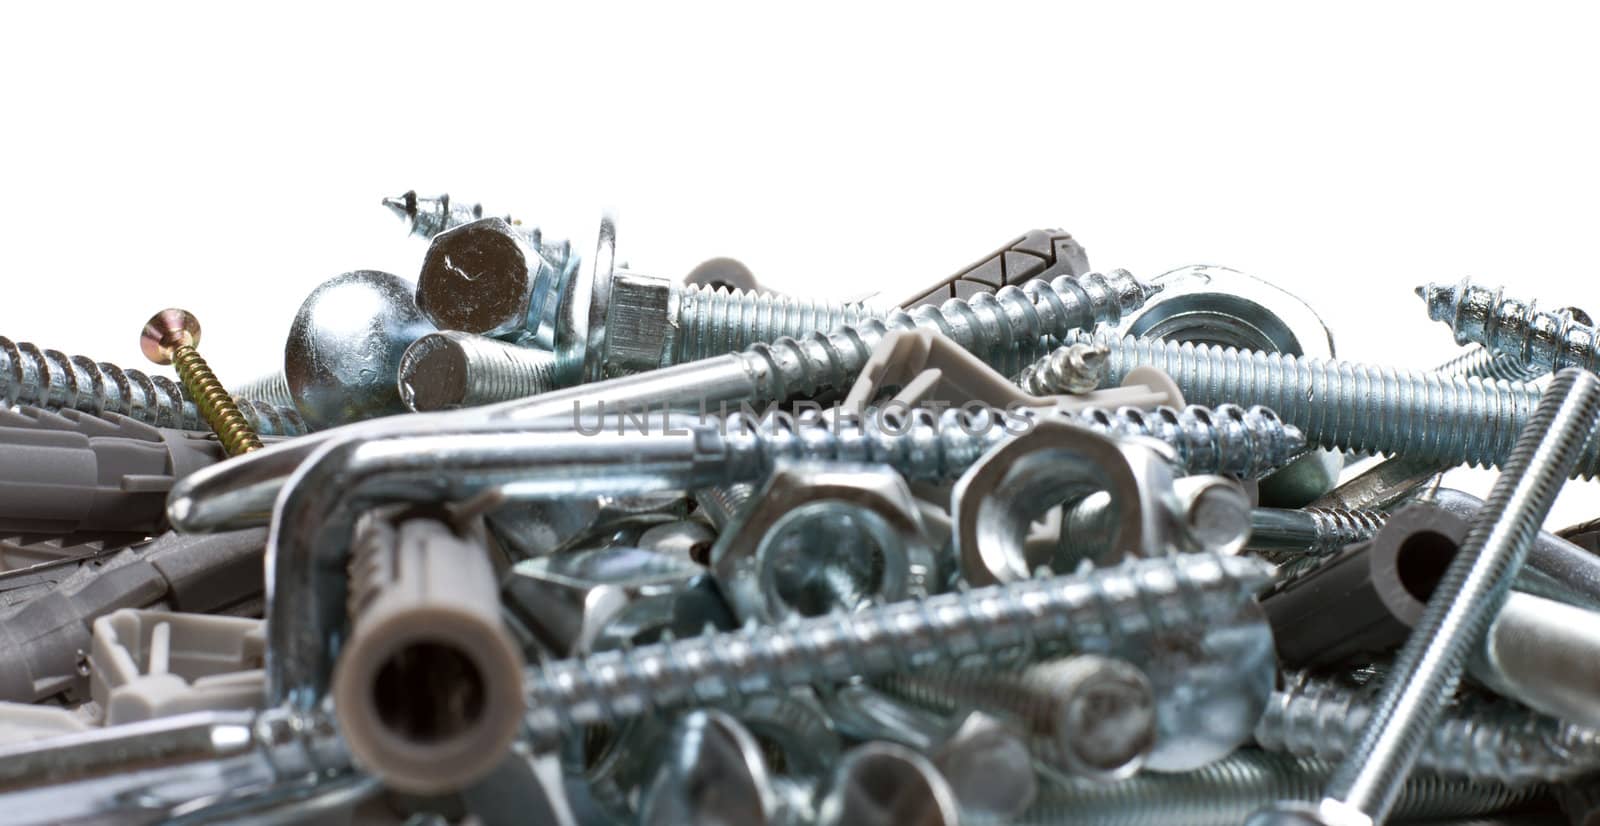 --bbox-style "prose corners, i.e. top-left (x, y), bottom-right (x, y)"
top-left (672, 284), bottom-right (889, 364)
top-left (1248, 507), bottom-right (1388, 566)
top-left (1002, 749), bottom-right (1541, 826)
top-left (1257, 670), bottom-right (1600, 784)
top-left (0, 336), bottom-right (306, 437)
top-left (231, 371), bottom-right (296, 410)
top-left (1061, 332), bottom-right (1600, 478)
top-left (171, 345), bottom-right (263, 456)
top-left (732, 270), bottom-right (1153, 402)
top-left (1420, 278), bottom-right (1600, 375)
top-left (397, 331), bottom-right (561, 410)
top-left (693, 483), bottom-right (757, 531)
top-left (1018, 342), bottom-right (1110, 396)
top-left (726, 403), bottom-right (1304, 482)
top-left (521, 551), bottom-right (1272, 741)
top-left (1328, 368), bottom-right (1600, 817)
top-left (1434, 343), bottom-right (1546, 382)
